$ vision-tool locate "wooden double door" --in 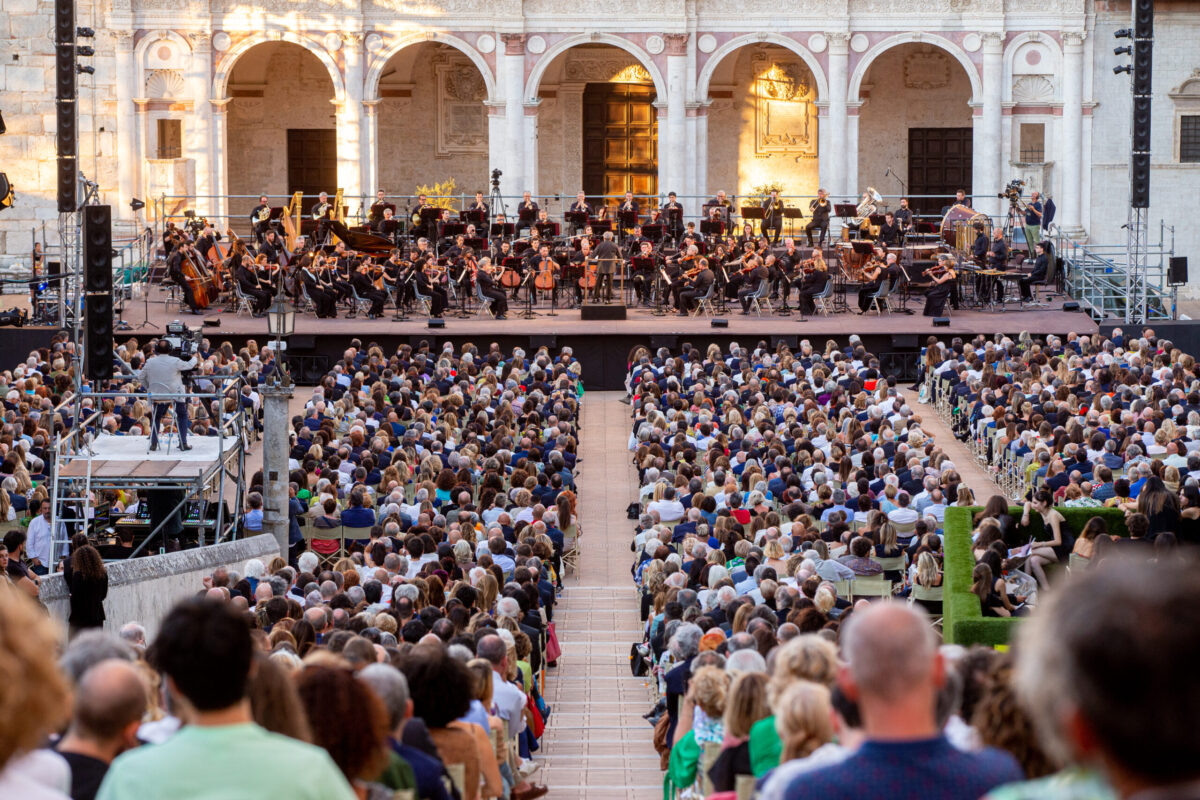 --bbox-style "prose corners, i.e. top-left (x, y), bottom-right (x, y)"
top-left (582, 83), bottom-right (657, 200)
top-left (907, 127), bottom-right (973, 216)
top-left (286, 128), bottom-right (337, 215)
